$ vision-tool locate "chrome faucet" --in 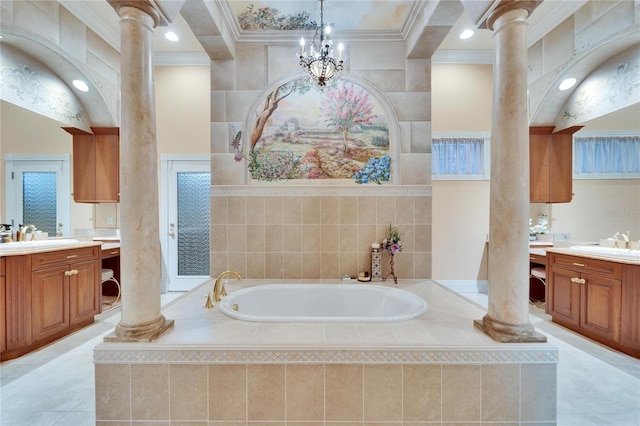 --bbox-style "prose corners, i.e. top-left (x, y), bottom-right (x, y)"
top-left (614, 231), bottom-right (630, 249)
top-left (18, 224), bottom-right (37, 241)
top-left (213, 270), bottom-right (241, 302)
